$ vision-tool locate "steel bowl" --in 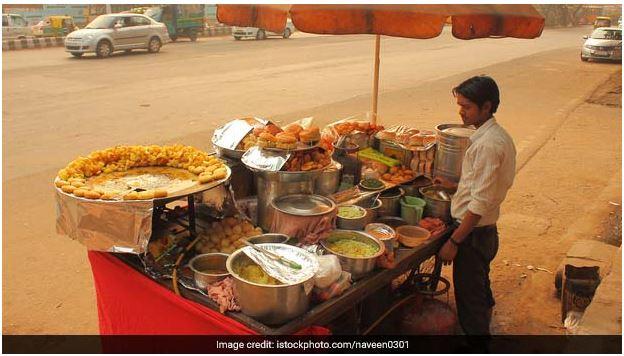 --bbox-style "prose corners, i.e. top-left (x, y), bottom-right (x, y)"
top-left (226, 244), bottom-right (318, 325)
top-left (246, 233), bottom-right (290, 245)
top-left (321, 230), bottom-right (385, 280)
top-left (336, 205), bottom-right (369, 230)
top-left (355, 198), bottom-right (383, 226)
top-left (188, 253), bottom-right (230, 290)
